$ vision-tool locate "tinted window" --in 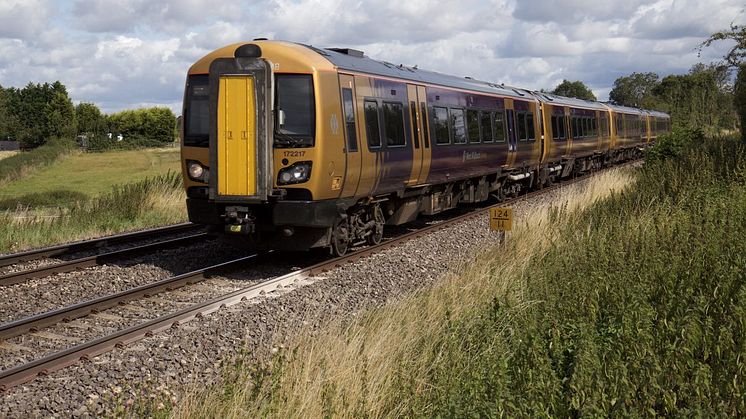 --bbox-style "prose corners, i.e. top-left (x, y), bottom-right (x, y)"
top-left (527, 113), bottom-right (535, 141)
top-left (572, 117), bottom-right (578, 138)
top-left (433, 106), bottom-right (450, 144)
top-left (480, 111), bottom-right (493, 142)
top-left (184, 75), bottom-right (209, 147)
top-left (559, 116), bottom-right (567, 139)
top-left (364, 100), bottom-right (381, 148)
top-left (551, 116), bottom-right (559, 140)
top-left (467, 110), bottom-right (480, 143)
top-left (493, 111), bottom-right (506, 142)
top-left (383, 102), bottom-right (405, 146)
top-left (410, 101), bottom-right (420, 149)
top-left (451, 108), bottom-right (466, 144)
top-left (517, 112), bottom-right (527, 141)
top-left (275, 75), bottom-right (315, 147)
top-left (591, 117), bottom-right (597, 136)
top-left (421, 103), bottom-right (430, 148)
top-left (342, 88), bottom-right (357, 152)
